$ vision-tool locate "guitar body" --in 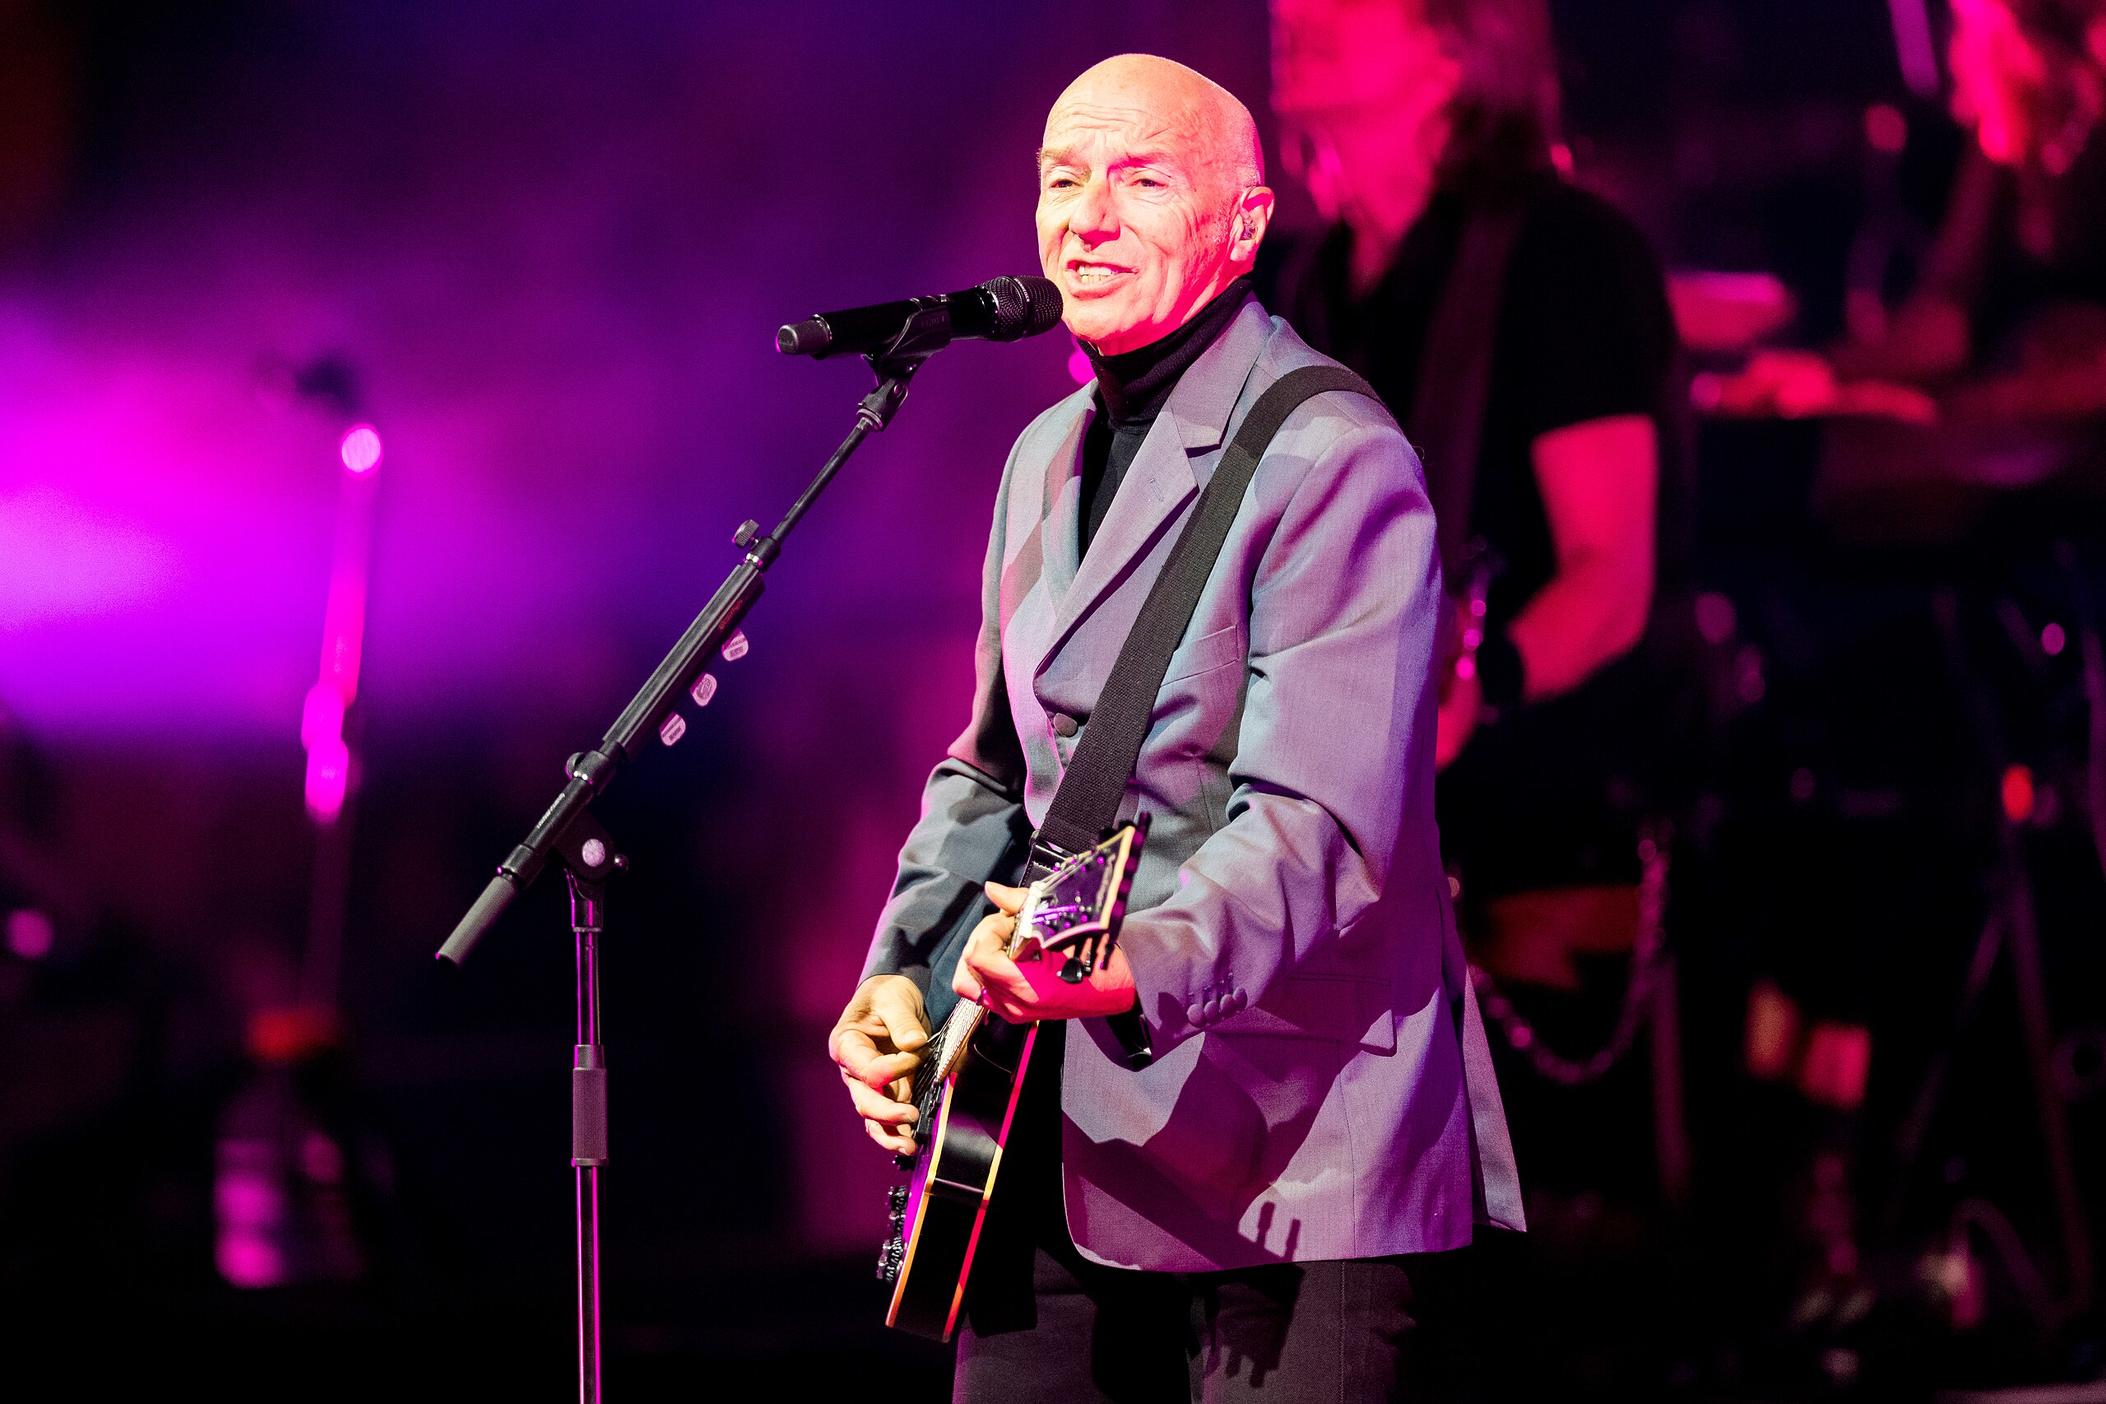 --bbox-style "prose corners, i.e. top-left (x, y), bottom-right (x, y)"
top-left (882, 1015), bottom-right (1036, 1339)
top-left (876, 819), bottom-right (1146, 1341)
